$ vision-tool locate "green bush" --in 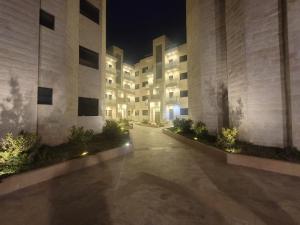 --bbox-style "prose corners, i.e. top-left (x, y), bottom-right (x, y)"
top-left (68, 126), bottom-right (94, 145)
top-left (142, 119), bottom-right (149, 124)
top-left (173, 118), bottom-right (193, 134)
top-left (217, 127), bottom-right (239, 152)
top-left (0, 132), bottom-right (40, 175)
top-left (102, 120), bottom-right (122, 138)
top-left (194, 121), bottom-right (208, 139)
